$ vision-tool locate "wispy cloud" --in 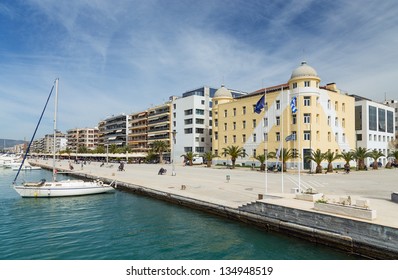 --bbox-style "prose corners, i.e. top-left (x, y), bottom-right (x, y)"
top-left (1, 0), bottom-right (398, 139)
